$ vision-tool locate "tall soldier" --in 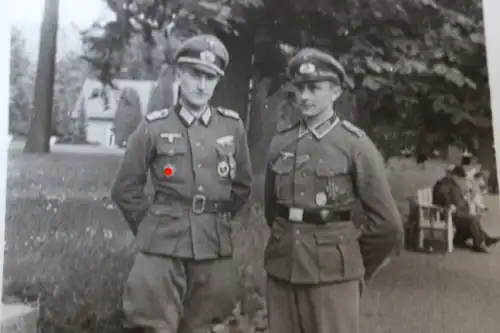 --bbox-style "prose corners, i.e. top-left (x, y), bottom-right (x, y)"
top-left (111, 34), bottom-right (253, 333)
top-left (264, 48), bottom-right (404, 333)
